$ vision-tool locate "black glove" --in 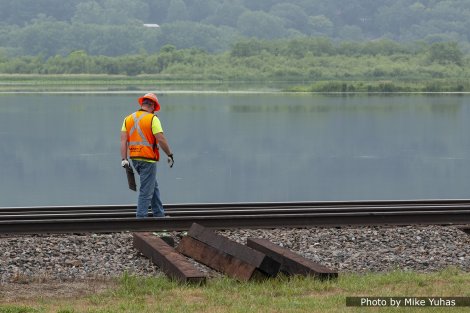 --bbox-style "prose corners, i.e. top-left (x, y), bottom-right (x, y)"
top-left (167, 154), bottom-right (174, 168)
